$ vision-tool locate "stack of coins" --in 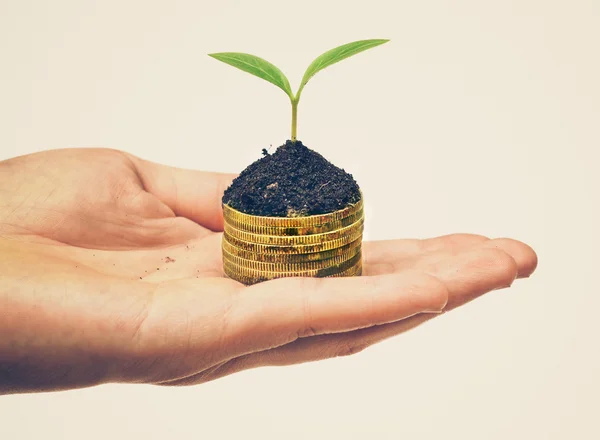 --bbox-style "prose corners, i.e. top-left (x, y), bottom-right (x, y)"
top-left (222, 196), bottom-right (364, 285)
